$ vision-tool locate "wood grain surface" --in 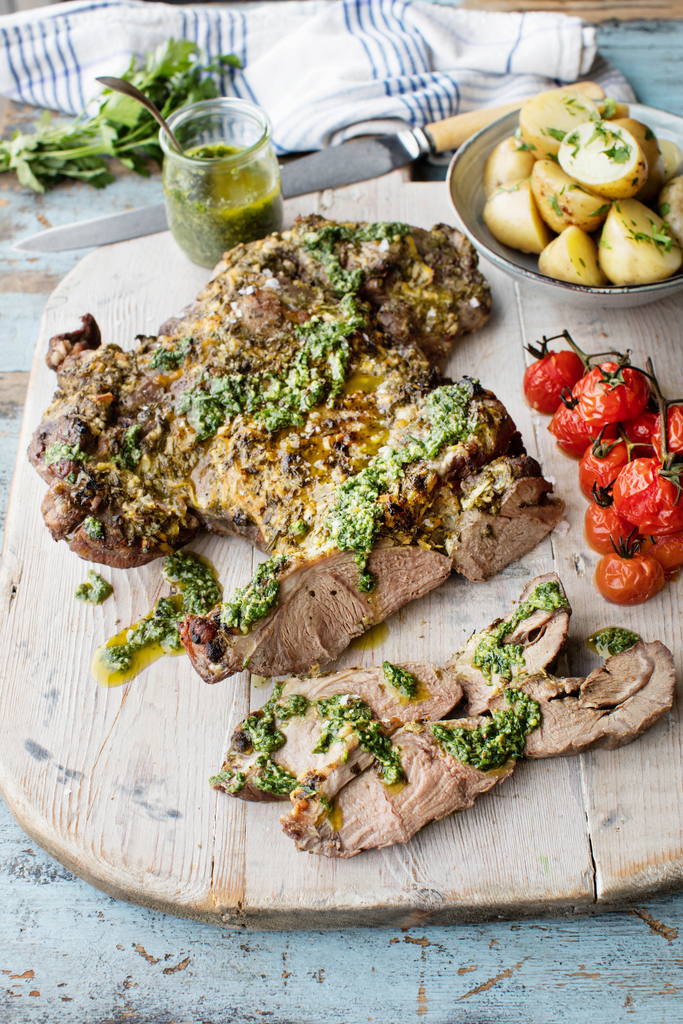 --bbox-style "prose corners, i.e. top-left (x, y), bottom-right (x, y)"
top-left (0, 171), bottom-right (680, 928)
top-left (461, 1), bottom-right (683, 21)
